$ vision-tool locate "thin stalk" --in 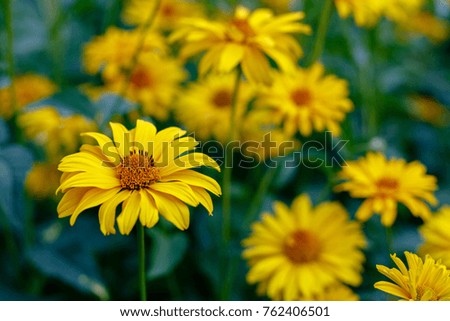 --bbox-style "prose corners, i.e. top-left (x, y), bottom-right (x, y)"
top-left (138, 224), bottom-right (147, 301)
top-left (306, 0), bottom-right (334, 66)
top-left (220, 68), bottom-right (243, 300)
top-left (111, 0), bottom-right (162, 113)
